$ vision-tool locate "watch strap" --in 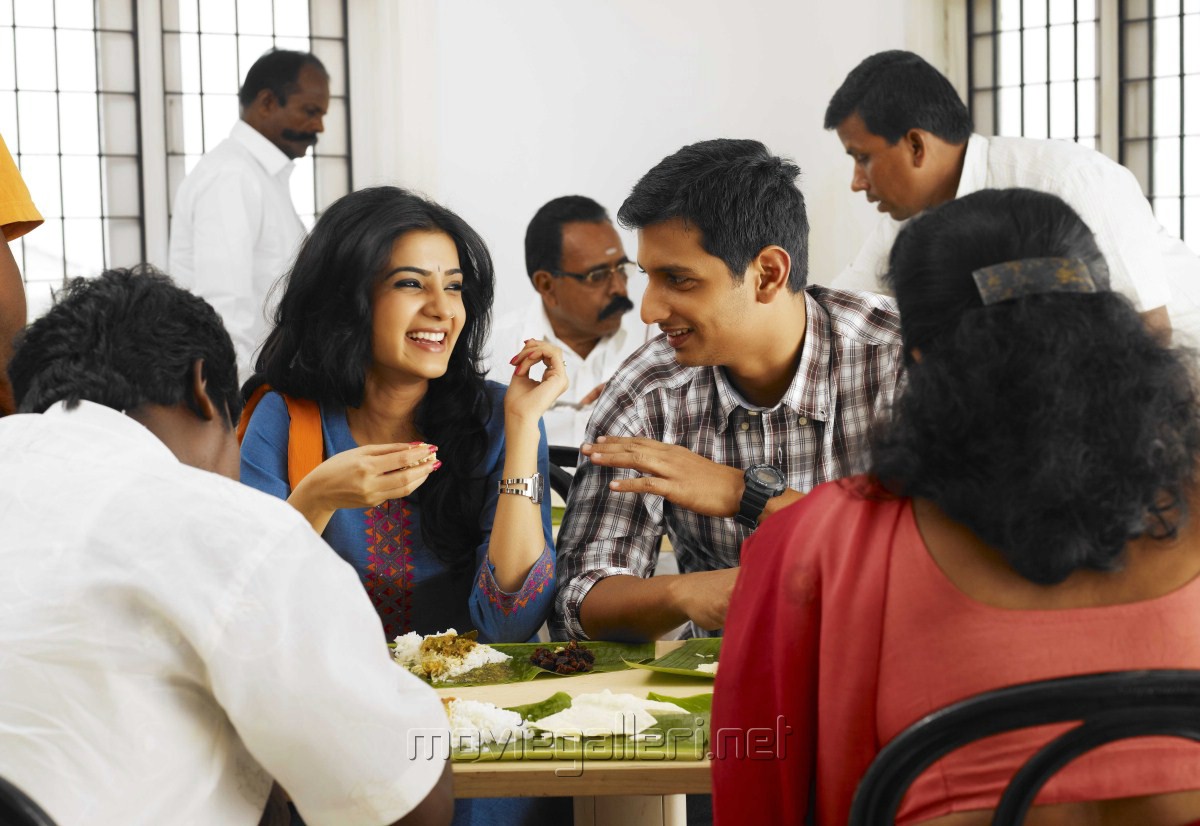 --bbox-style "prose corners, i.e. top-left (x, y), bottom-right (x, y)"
top-left (498, 473), bottom-right (543, 505)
